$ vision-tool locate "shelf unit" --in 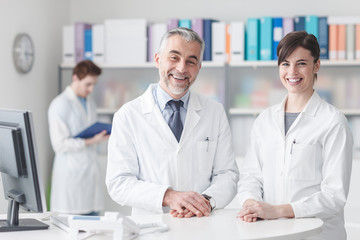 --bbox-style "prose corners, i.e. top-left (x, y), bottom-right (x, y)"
top-left (227, 60), bottom-right (360, 157)
top-left (59, 60), bottom-right (360, 157)
top-left (230, 60), bottom-right (360, 68)
top-left (228, 60), bottom-right (360, 113)
top-left (229, 107), bottom-right (360, 116)
top-left (58, 61), bottom-right (226, 116)
top-left (60, 61), bottom-right (225, 69)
